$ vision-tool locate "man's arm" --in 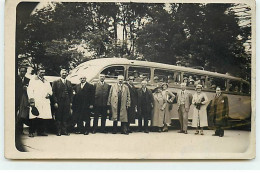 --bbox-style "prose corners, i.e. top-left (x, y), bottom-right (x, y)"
top-left (52, 81), bottom-right (58, 103)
